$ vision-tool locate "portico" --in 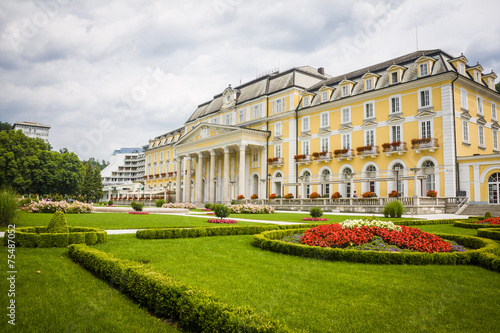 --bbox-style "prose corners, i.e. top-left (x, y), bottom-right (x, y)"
top-left (173, 123), bottom-right (270, 205)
